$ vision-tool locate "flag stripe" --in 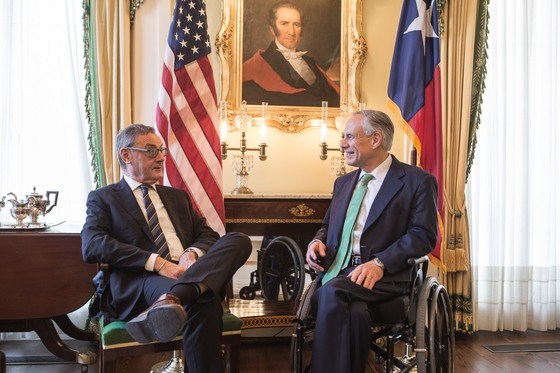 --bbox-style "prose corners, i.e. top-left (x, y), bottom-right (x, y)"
top-left (156, 0), bottom-right (225, 235)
